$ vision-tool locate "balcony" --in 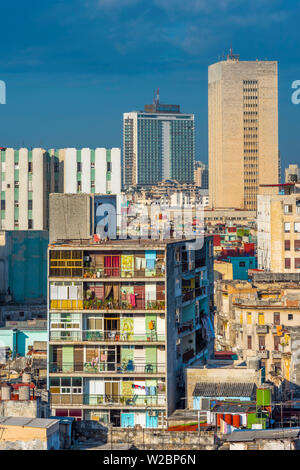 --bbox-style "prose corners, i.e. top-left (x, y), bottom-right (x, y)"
top-left (257, 349), bottom-right (269, 359)
top-left (182, 348), bottom-right (195, 363)
top-left (51, 393), bottom-right (166, 407)
top-left (83, 267), bottom-right (165, 279)
top-left (49, 362), bottom-right (166, 375)
top-left (82, 299), bottom-right (165, 312)
top-left (272, 350), bottom-right (282, 359)
top-left (256, 325), bottom-right (269, 334)
top-left (50, 330), bottom-right (166, 343)
top-left (177, 320), bottom-right (194, 336)
top-left (195, 258), bottom-right (206, 270)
